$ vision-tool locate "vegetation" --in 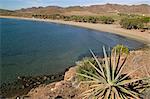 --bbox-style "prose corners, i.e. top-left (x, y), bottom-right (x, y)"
top-left (120, 16), bottom-right (150, 29)
top-left (32, 13), bottom-right (150, 31)
top-left (112, 44), bottom-right (129, 54)
top-left (76, 46), bottom-right (150, 98)
top-left (32, 14), bottom-right (115, 24)
top-left (76, 57), bottom-right (97, 81)
top-left (120, 18), bottom-right (143, 29)
top-left (140, 16), bottom-right (150, 24)
top-left (99, 16), bottom-right (115, 24)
